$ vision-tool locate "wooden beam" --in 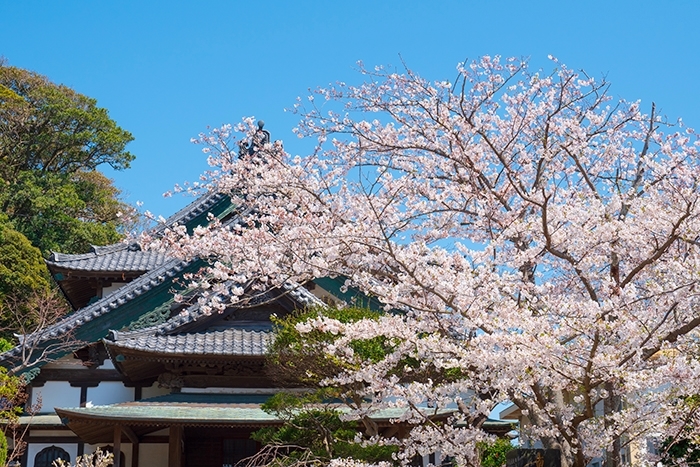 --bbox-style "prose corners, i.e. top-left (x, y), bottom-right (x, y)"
top-left (32, 368), bottom-right (123, 385)
top-left (121, 425), bottom-right (139, 445)
top-left (26, 436), bottom-right (82, 444)
top-left (113, 425), bottom-right (122, 467)
top-left (80, 386), bottom-right (88, 406)
top-left (132, 440), bottom-right (139, 467)
top-left (169, 425), bottom-right (182, 467)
